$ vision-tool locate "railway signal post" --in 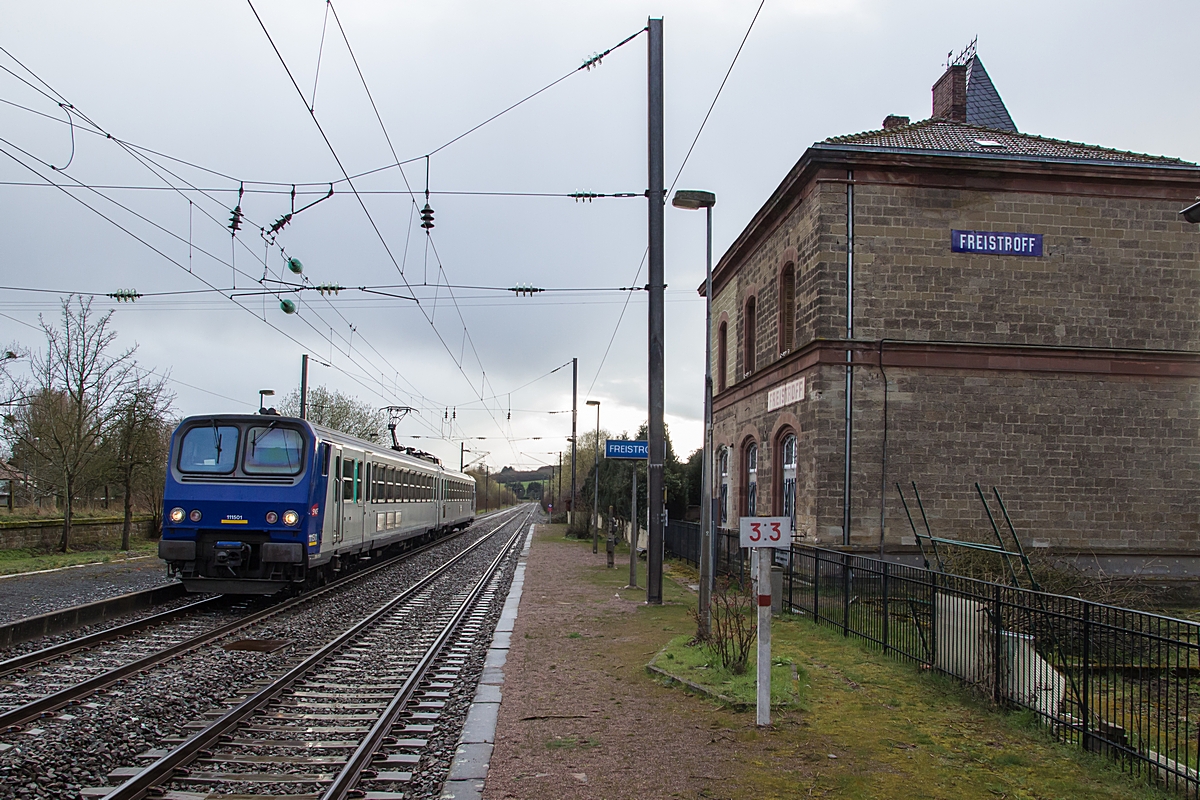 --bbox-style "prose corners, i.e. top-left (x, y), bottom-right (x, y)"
top-left (741, 516), bottom-right (789, 726)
